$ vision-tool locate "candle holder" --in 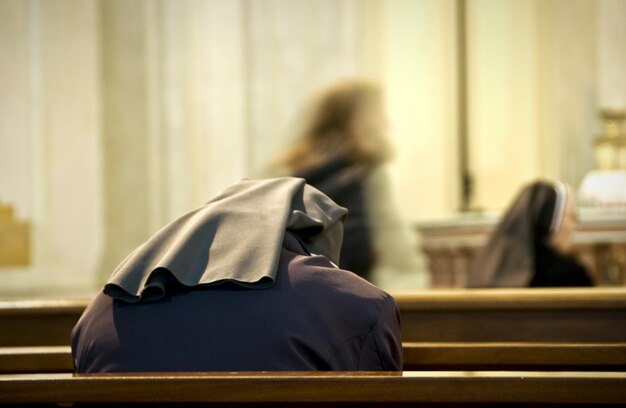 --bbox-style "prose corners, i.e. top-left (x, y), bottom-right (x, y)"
top-left (594, 109), bottom-right (626, 170)
top-left (579, 109), bottom-right (626, 209)
top-left (0, 203), bottom-right (31, 267)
